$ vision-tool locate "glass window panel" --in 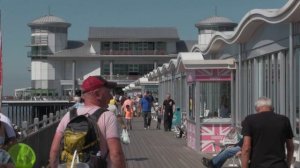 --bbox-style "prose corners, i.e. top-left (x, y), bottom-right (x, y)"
top-left (103, 64), bottom-right (110, 75)
top-left (157, 42), bottom-right (166, 50)
top-left (101, 42), bottom-right (110, 50)
top-left (112, 42), bottom-right (119, 50)
top-left (200, 82), bottom-right (231, 118)
top-left (148, 42), bottom-right (154, 50)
